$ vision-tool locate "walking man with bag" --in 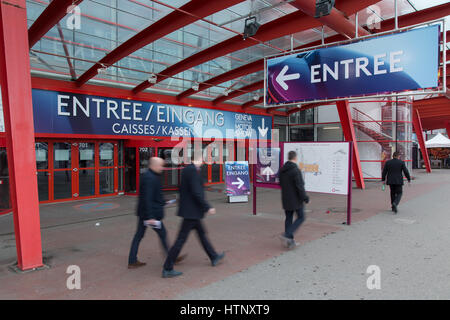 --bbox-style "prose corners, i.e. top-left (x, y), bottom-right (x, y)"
top-left (128, 157), bottom-right (185, 269)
